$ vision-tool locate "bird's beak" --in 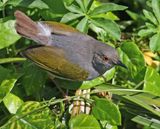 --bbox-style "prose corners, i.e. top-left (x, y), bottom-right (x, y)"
top-left (116, 60), bottom-right (127, 69)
